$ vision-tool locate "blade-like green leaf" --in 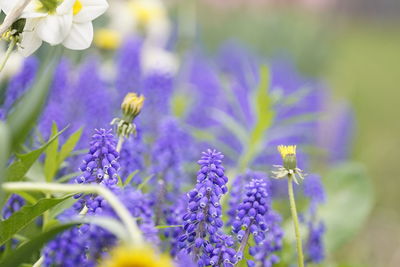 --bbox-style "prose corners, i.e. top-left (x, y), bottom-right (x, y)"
top-left (0, 223), bottom-right (76, 267)
top-left (0, 122), bottom-right (11, 204)
top-left (44, 123), bottom-right (59, 182)
top-left (5, 127), bottom-right (67, 184)
top-left (6, 47), bottom-right (62, 150)
top-left (79, 216), bottom-right (130, 242)
top-left (0, 196), bottom-right (70, 246)
top-left (155, 225), bottom-right (183, 229)
top-left (57, 128), bottom-right (82, 166)
top-left (238, 66), bottom-right (274, 171)
top-left (123, 170), bottom-right (139, 187)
